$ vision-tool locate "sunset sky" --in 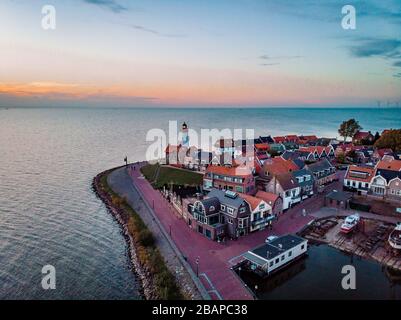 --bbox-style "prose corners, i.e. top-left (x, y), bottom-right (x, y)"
top-left (1, 0), bottom-right (401, 107)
